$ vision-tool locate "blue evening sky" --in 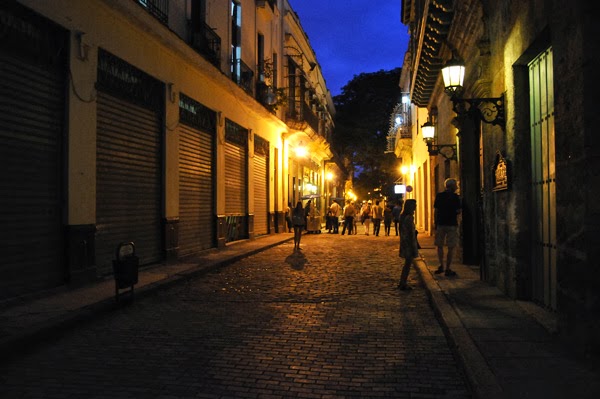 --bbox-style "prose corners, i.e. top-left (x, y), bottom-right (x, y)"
top-left (289, 0), bottom-right (409, 96)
